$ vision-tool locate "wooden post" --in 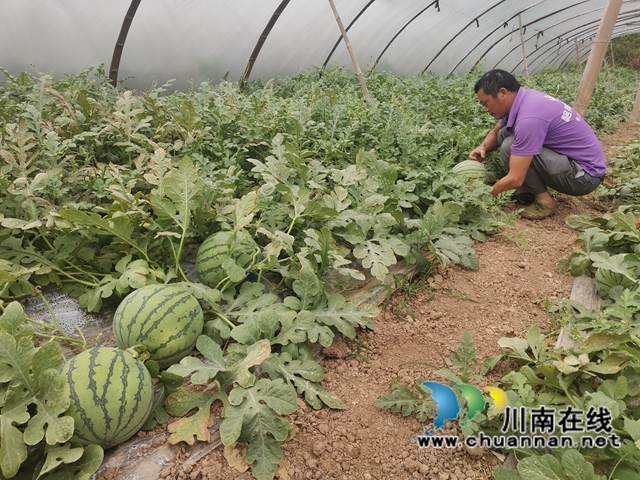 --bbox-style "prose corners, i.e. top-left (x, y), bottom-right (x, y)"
top-left (610, 41), bottom-right (615, 68)
top-left (573, 0), bottom-right (623, 117)
top-left (517, 14), bottom-right (530, 82)
top-left (327, 0), bottom-right (371, 100)
top-left (630, 84), bottom-right (640, 123)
